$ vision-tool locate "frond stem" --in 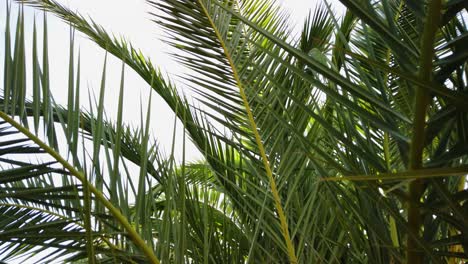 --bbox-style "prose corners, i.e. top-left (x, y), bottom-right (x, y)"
top-left (407, 0), bottom-right (442, 263)
top-left (196, 1), bottom-right (297, 263)
top-left (0, 111), bottom-right (160, 264)
top-left (321, 166), bottom-right (468, 181)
